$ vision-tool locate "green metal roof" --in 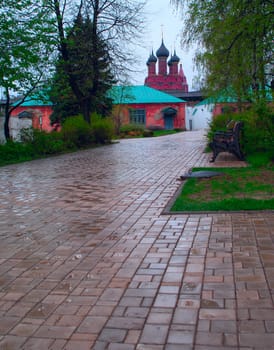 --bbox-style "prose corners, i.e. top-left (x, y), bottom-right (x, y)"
top-left (196, 90), bottom-right (238, 106)
top-left (13, 85), bottom-right (186, 107)
top-left (196, 86), bottom-right (273, 106)
top-left (110, 85), bottom-right (186, 104)
top-left (13, 92), bottom-right (52, 107)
